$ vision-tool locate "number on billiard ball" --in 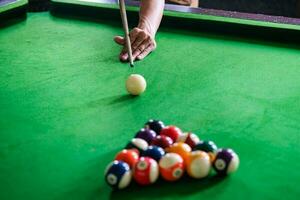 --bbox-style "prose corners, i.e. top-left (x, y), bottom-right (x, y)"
top-left (104, 160), bottom-right (132, 189)
top-left (213, 149), bottom-right (240, 175)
